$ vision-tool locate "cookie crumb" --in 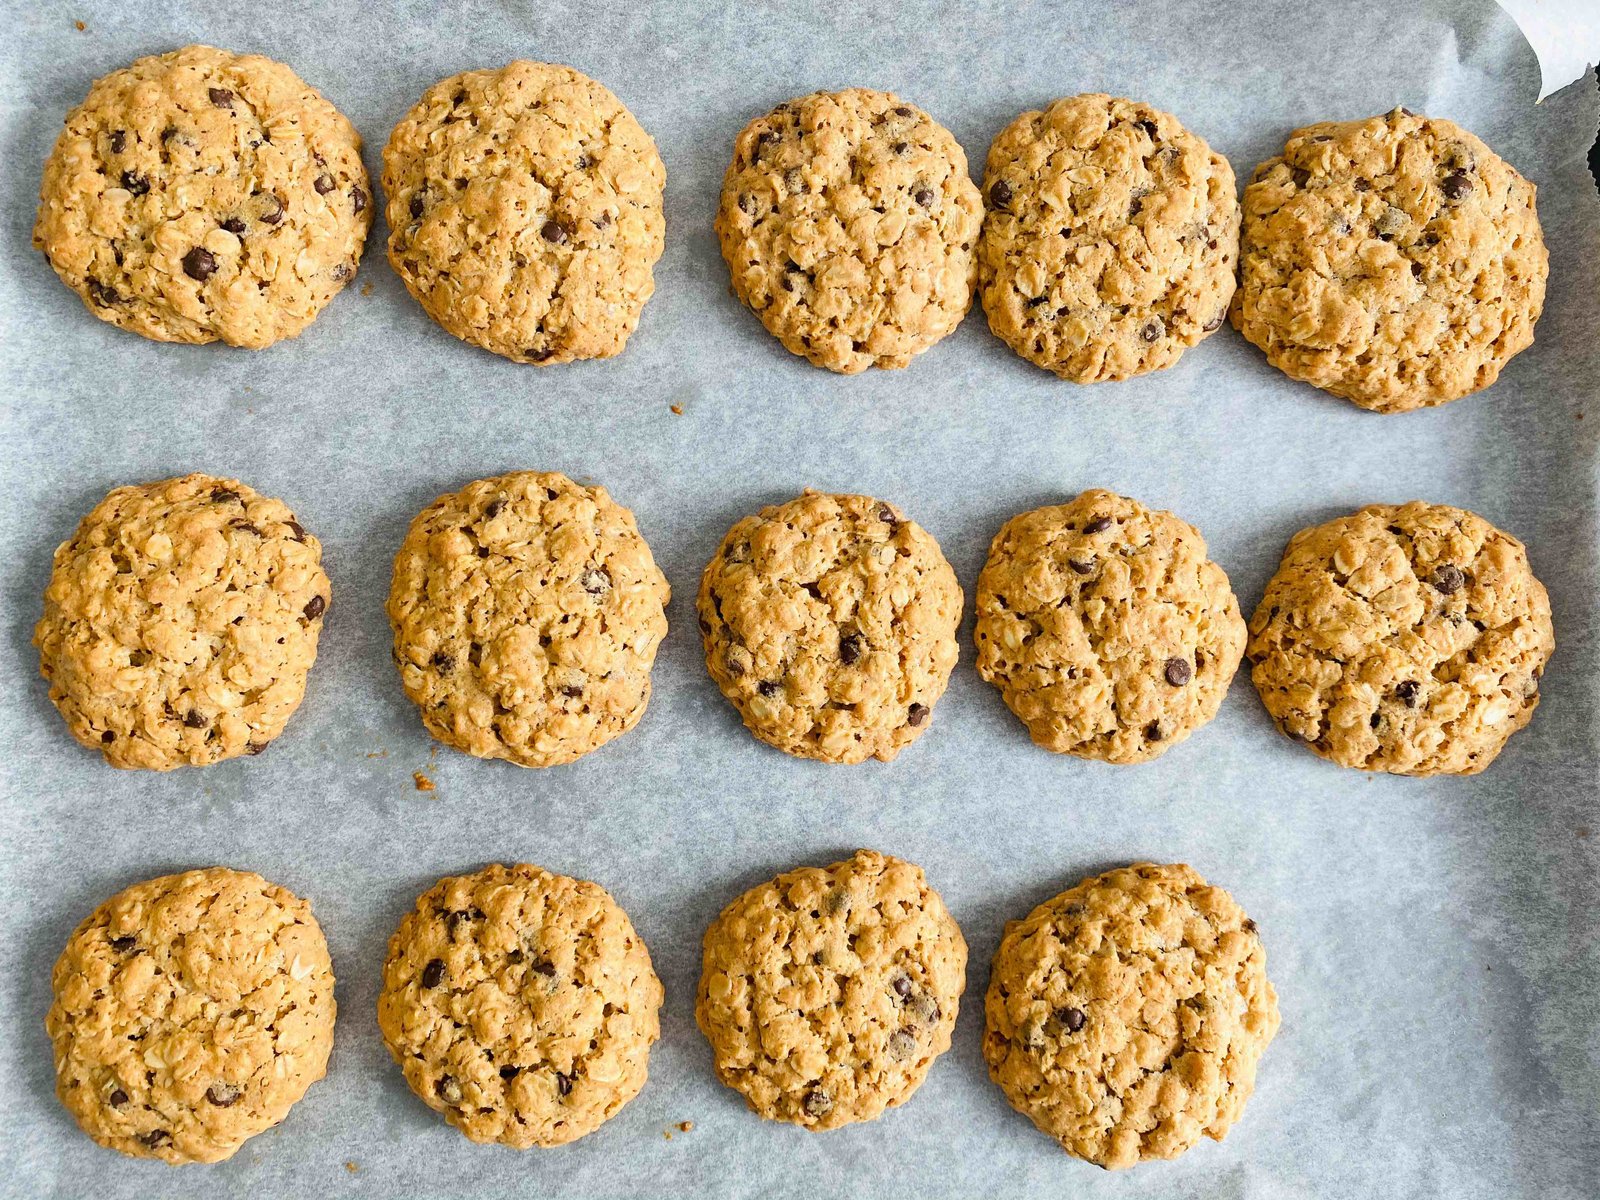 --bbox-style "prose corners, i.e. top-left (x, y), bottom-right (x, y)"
top-left (345, 1161), bottom-right (359, 1174)
top-left (361, 282), bottom-right (374, 297)
top-left (413, 772), bottom-right (435, 792)
top-left (678, 1120), bottom-right (694, 1132)
top-left (75, 19), bottom-right (86, 30)
top-left (670, 404), bottom-right (683, 415)
top-left (1579, 827), bottom-right (1592, 839)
